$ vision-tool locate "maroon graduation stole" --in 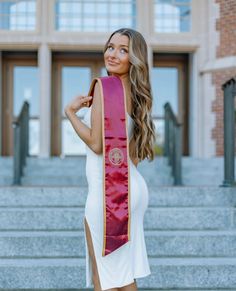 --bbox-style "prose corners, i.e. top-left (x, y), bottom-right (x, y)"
top-left (88, 75), bottom-right (130, 256)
